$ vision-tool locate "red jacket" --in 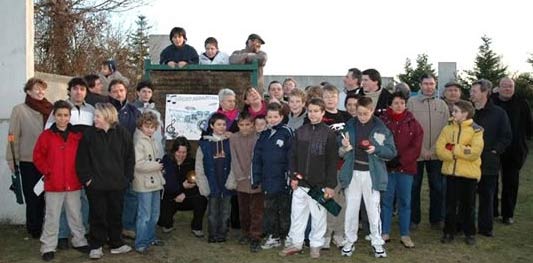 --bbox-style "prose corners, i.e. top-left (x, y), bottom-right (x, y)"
top-left (380, 109), bottom-right (424, 175)
top-left (33, 125), bottom-right (83, 192)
